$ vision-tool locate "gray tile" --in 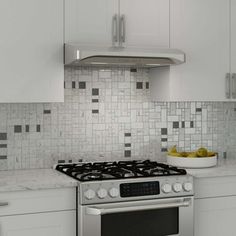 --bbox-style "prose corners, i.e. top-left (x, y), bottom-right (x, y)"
top-left (136, 82), bottom-right (143, 89)
top-left (79, 82), bottom-right (86, 89)
top-left (190, 121), bottom-right (194, 128)
top-left (124, 150), bottom-right (131, 157)
top-left (173, 122), bottom-right (179, 129)
top-left (92, 110), bottom-right (99, 114)
top-left (161, 148), bottom-right (168, 152)
top-left (161, 138), bottom-right (168, 142)
top-left (14, 125), bottom-right (22, 133)
top-left (36, 125), bottom-right (41, 132)
top-left (124, 143), bottom-right (131, 147)
top-left (92, 88), bottom-right (99, 96)
top-left (161, 128), bottom-right (168, 135)
top-left (0, 133), bottom-right (7, 140)
top-left (25, 125), bottom-right (29, 133)
top-left (44, 110), bottom-right (51, 114)
top-left (130, 68), bottom-right (137, 72)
